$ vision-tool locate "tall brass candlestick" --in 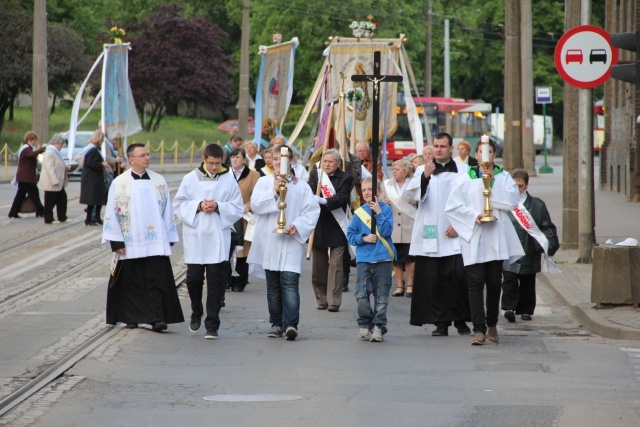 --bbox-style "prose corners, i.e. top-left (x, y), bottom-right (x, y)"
top-left (273, 174), bottom-right (289, 233)
top-left (479, 136), bottom-right (497, 223)
top-left (274, 146), bottom-right (290, 233)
